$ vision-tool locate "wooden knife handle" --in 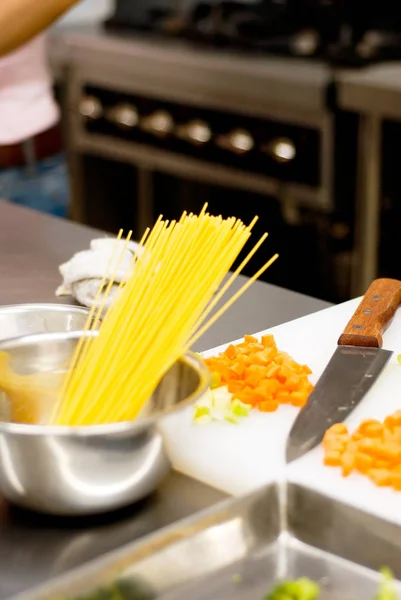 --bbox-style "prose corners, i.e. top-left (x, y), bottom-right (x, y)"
top-left (338, 278), bottom-right (401, 348)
